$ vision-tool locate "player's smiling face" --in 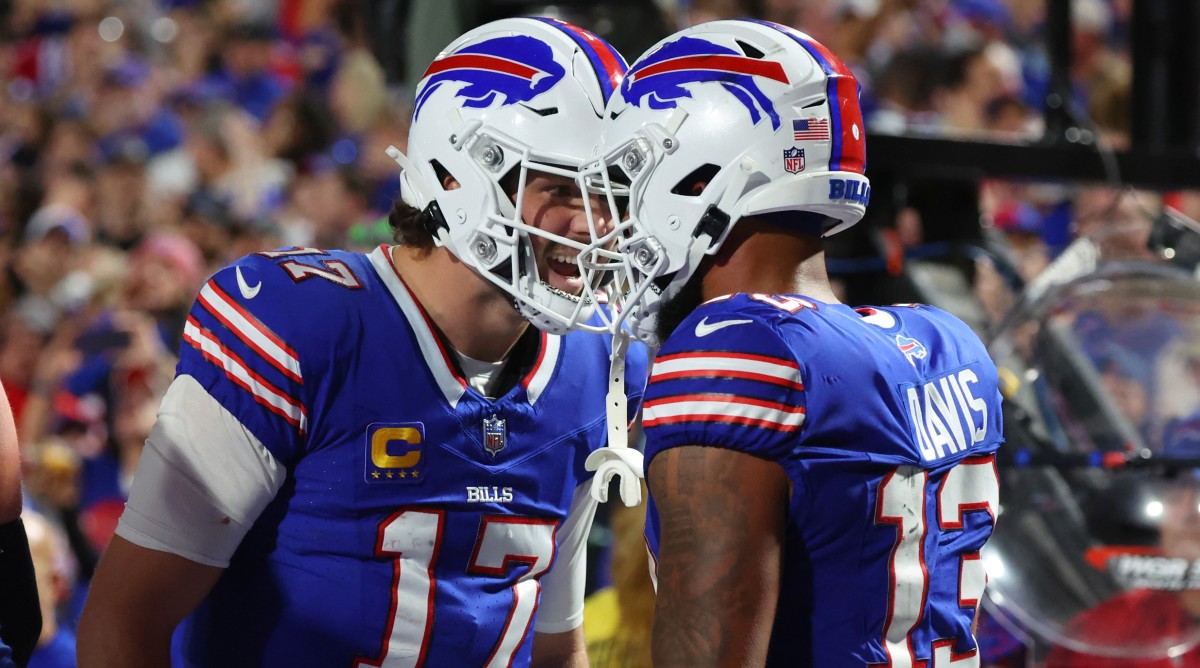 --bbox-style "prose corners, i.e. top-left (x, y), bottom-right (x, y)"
top-left (519, 172), bottom-right (610, 297)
